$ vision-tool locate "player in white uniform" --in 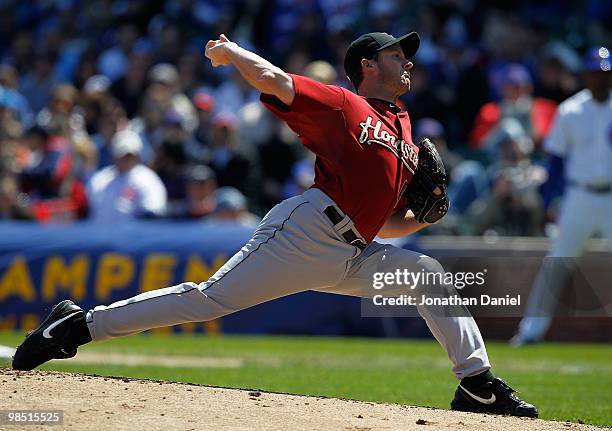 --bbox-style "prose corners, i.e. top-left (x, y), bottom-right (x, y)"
top-left (512, 46), bottom-right (612, 345)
